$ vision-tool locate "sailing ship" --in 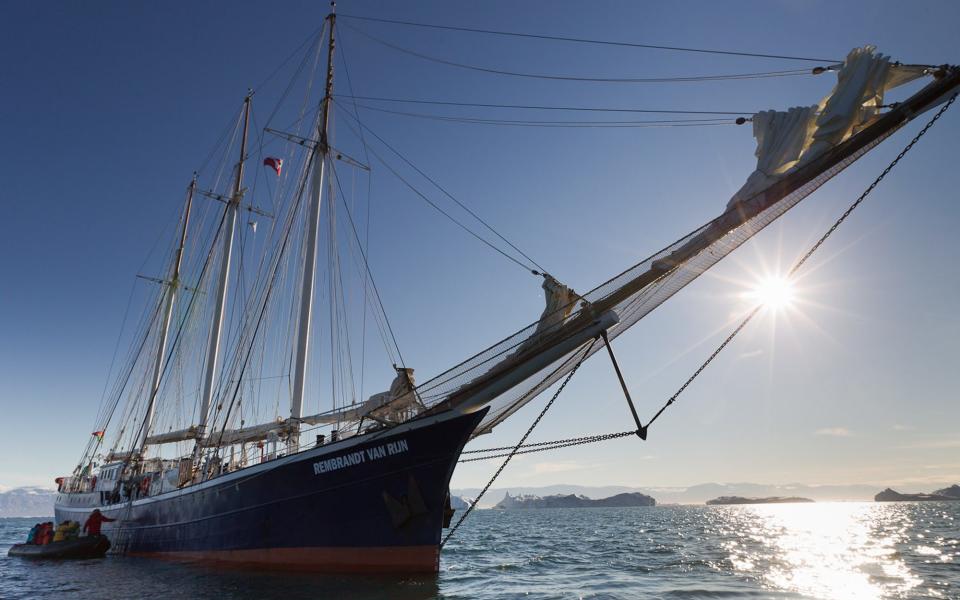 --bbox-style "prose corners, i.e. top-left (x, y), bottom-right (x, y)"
top-left (54, 8), bottom-right (959, 573)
